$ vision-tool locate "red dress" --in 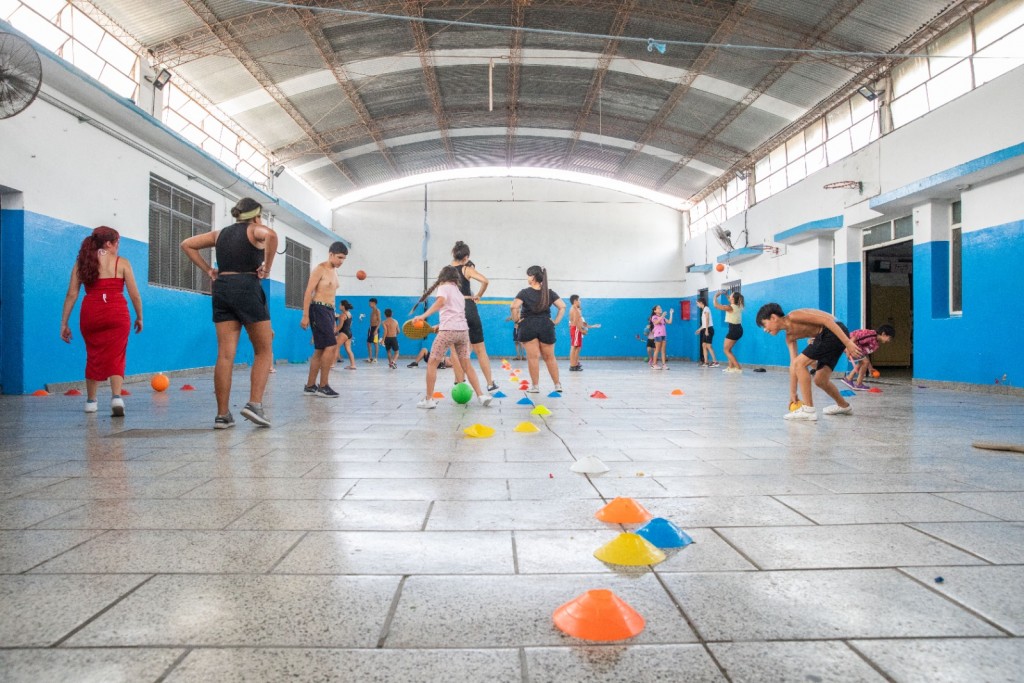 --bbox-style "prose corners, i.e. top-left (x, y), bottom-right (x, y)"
top-left (80, 261), bottom-right (129, 381)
